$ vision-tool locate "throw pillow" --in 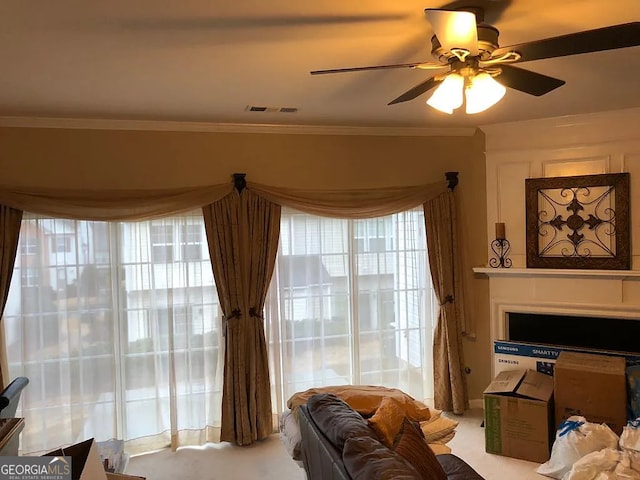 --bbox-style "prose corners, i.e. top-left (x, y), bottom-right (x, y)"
top-left (307, 393), bottom-right (374, 449)
top-left (394, 418), bottom-right (448, 480)
top-left (428, 443), bottom-right (452, 455)
top-left (368, 396), bottom-right (407, 448)
top-left (420, 415), bottom-right (458, 443)
top-left (428, 431), bottom-right (455, 445)
top-left (343, 435), bottom-right (422, 480)
top-left (287, 385), bottom-right (432, 421)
